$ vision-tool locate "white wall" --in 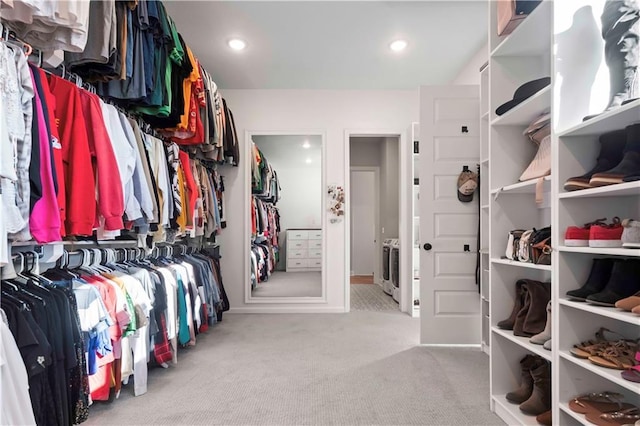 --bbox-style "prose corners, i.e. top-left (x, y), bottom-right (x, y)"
top-left (350, 170), bottom-right (376, 275)
top-left (350, 137), bottom-right (383, 167)
top-left (219, 90), bottom-right (418, 312)
top-left (450, 42), bottom-right (489, 85)
top-left (381, 137), bottom-right (400, 239)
